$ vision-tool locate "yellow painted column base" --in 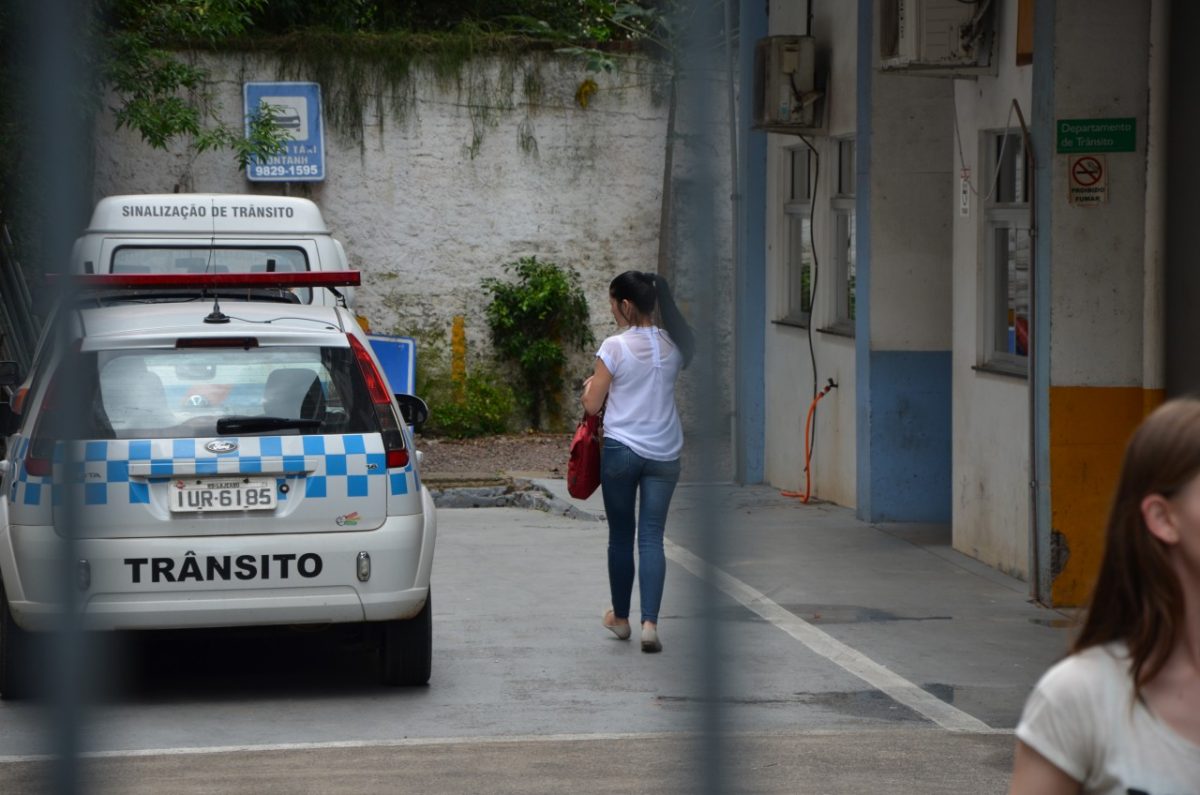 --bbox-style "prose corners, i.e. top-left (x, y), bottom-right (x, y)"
top-left (1048, 386), bottom-right (1165, 606)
